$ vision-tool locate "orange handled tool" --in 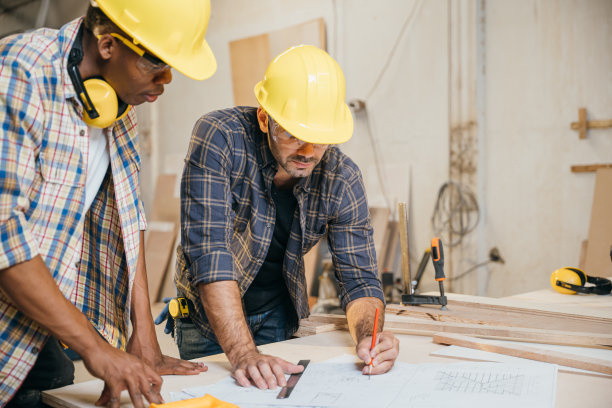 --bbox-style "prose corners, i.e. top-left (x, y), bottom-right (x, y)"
top-left (431, 238), bottom-right (447, 310)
